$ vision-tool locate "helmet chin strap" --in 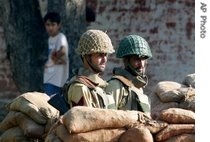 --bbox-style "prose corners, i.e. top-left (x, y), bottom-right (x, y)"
top-left (125, 62), bottom-right (148, 88)
top-left (84, 55), bottom-right (102, 73)
top-left (126, 62), bottom-right (145, 77)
